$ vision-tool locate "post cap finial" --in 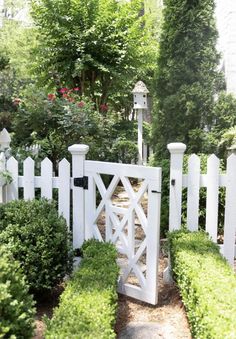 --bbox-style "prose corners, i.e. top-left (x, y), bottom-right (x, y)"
top-left (68, 144), bottom-right (89, 155)
top-left (167, 142), bottom-right (186, 154)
